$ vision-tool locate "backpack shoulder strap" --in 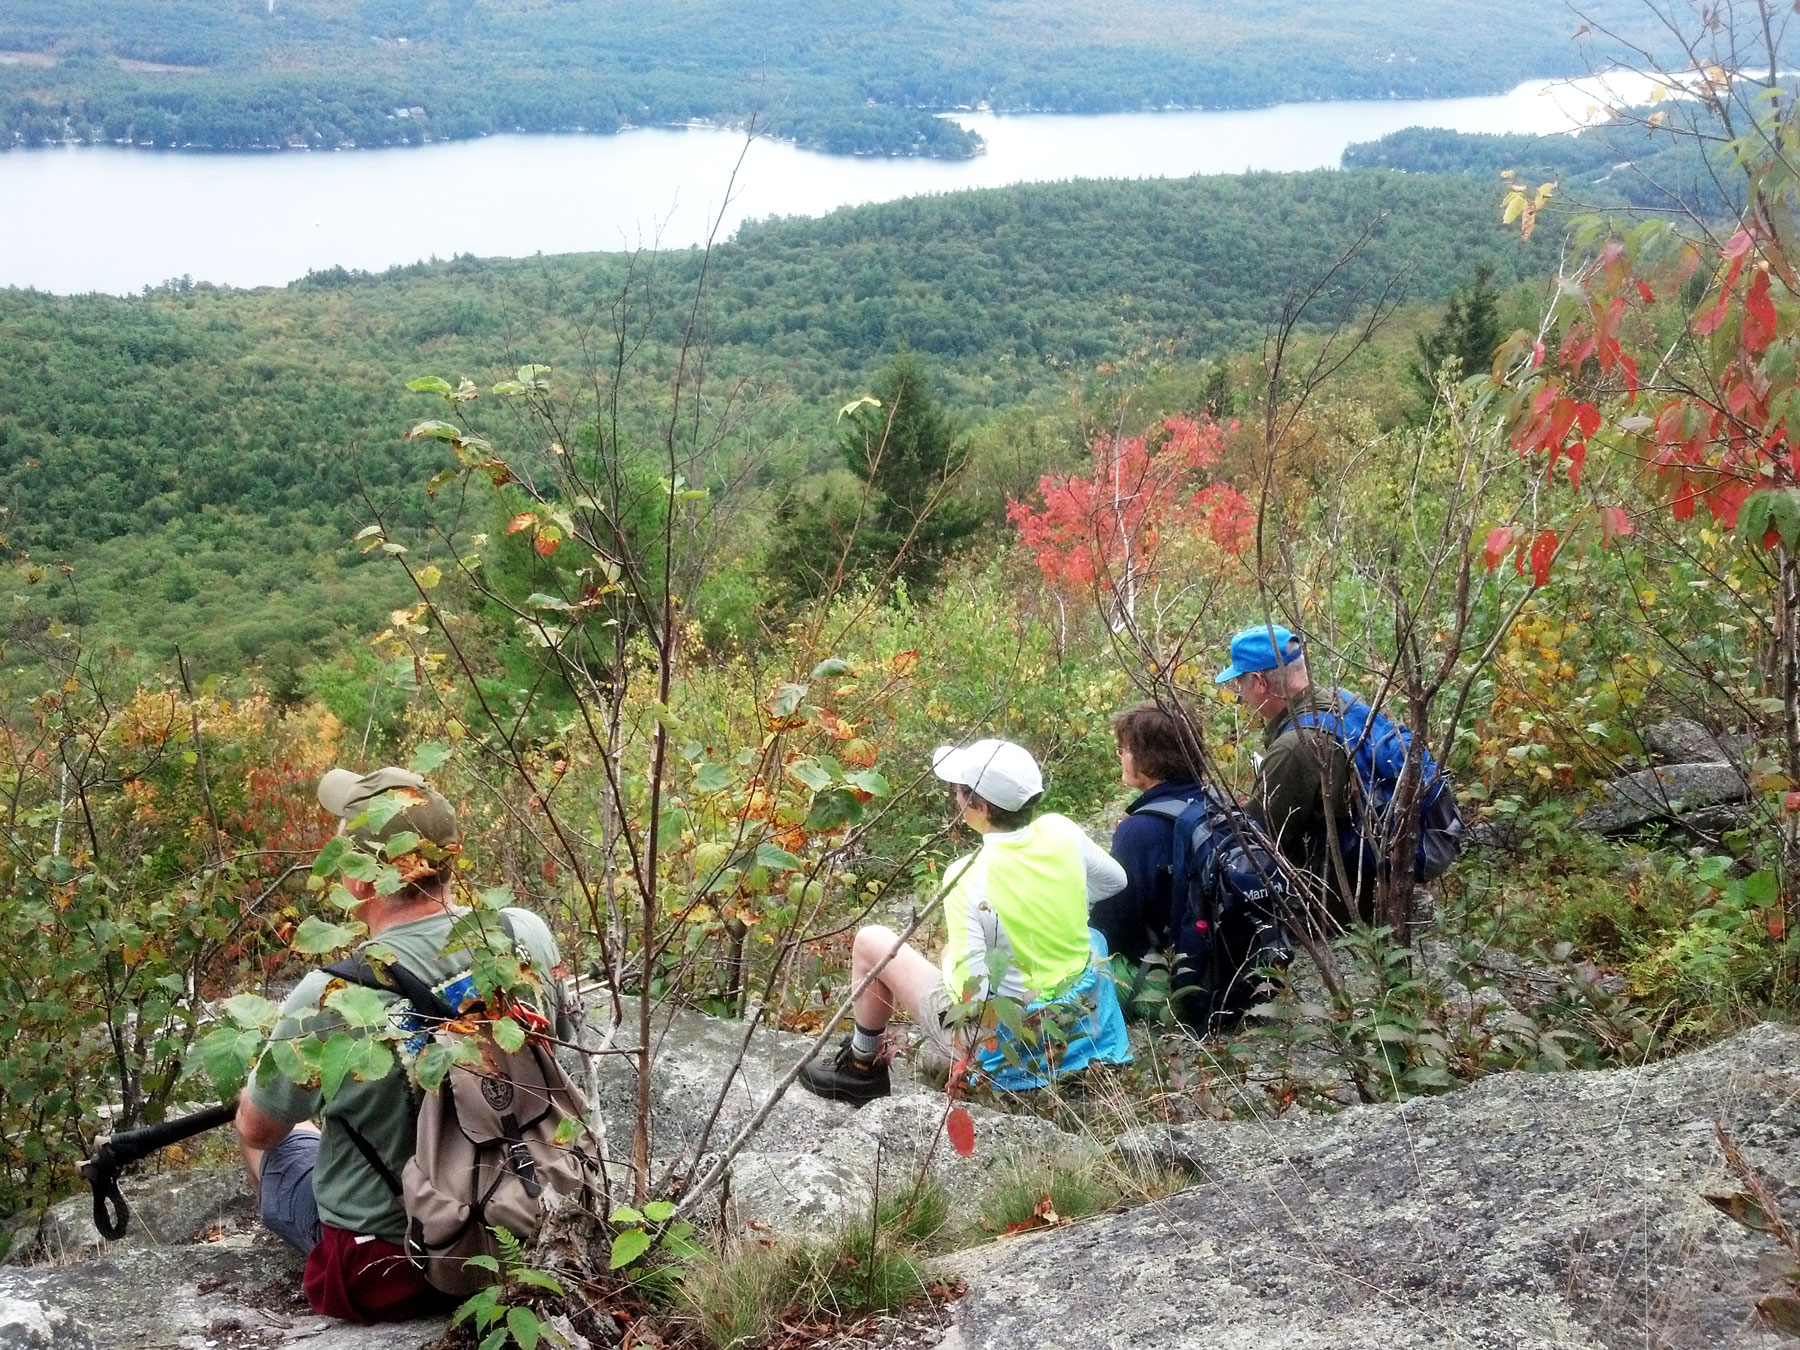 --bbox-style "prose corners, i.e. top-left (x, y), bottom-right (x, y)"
top-left (323, 952), bottom-right (381, 987)
top-left (338, 1118), bottom-right (404, 1196)
top-left (1169, 798), bottom-right (1214, 921)
top-left (320, 948), bottom-right (445, 1200)
top-left (1127, 797), bottom-right (1188, 822)
top-left (1125, 795), bottom-right (1210, 899)
top-left (325, 942), bottom-right (455, 1024)
top-left (1289, 704), bottom-right (1340, 740)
